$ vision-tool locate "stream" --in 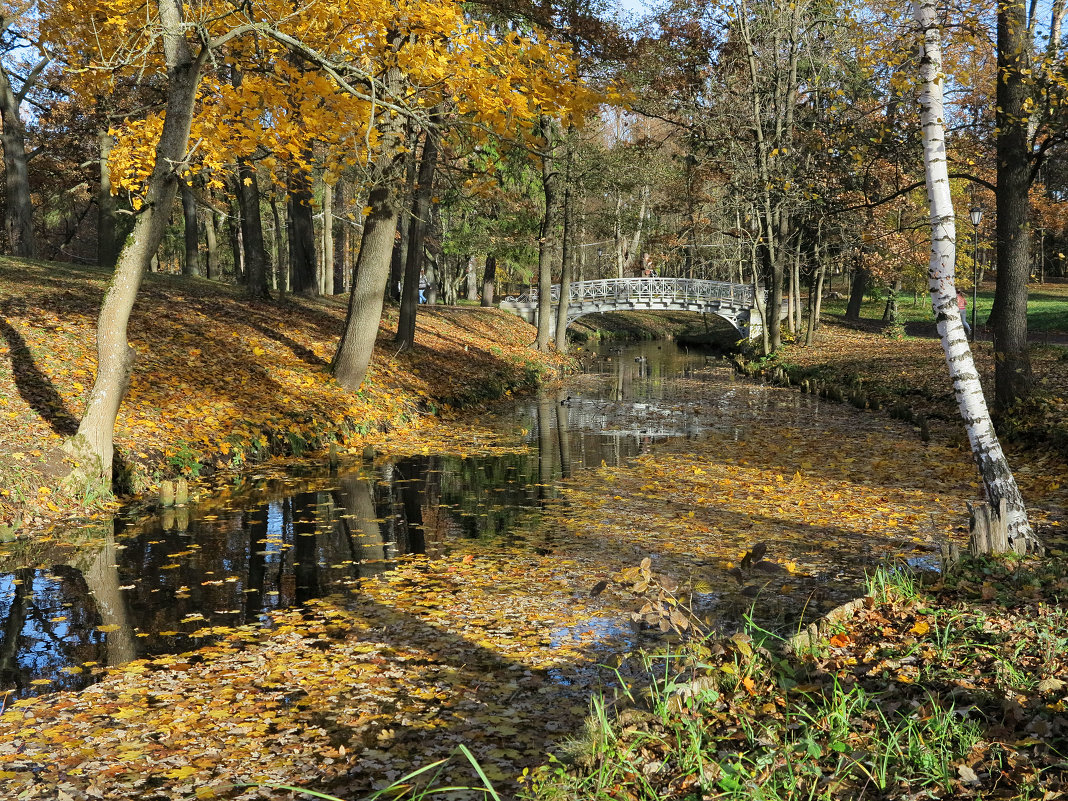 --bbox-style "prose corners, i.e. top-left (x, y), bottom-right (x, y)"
top-left (0, 340), bottom-right (936, 704)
